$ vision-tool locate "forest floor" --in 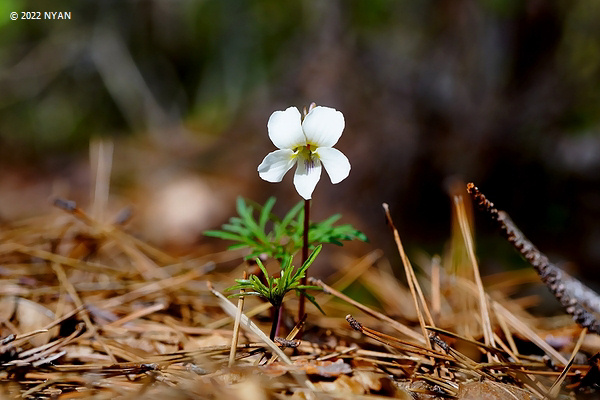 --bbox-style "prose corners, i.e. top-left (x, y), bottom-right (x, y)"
top-left (0, 144), bottom-right (598, 399)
